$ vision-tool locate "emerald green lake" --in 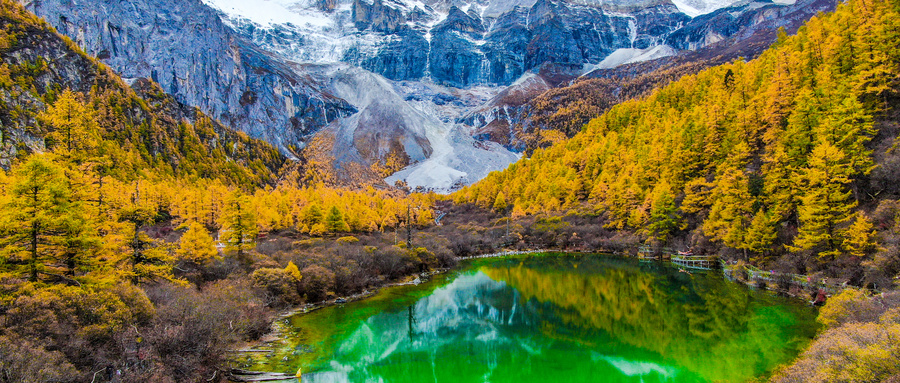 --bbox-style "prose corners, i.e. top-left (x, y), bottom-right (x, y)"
top-left (243, 253), bottom-right (818, 382)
